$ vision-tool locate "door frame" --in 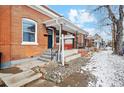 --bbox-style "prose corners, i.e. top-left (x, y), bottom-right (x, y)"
top-left (47, 28), bottom-right (54, 48)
